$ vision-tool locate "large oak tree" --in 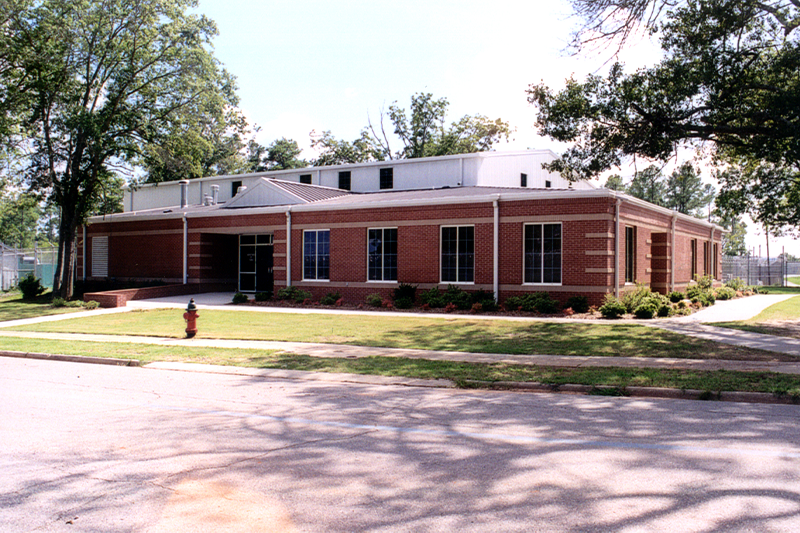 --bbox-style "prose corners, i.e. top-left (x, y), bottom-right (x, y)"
top-left (529, 0), bottom-right (800, 233)
top-left (0, 0), bottom-right (239, 298)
